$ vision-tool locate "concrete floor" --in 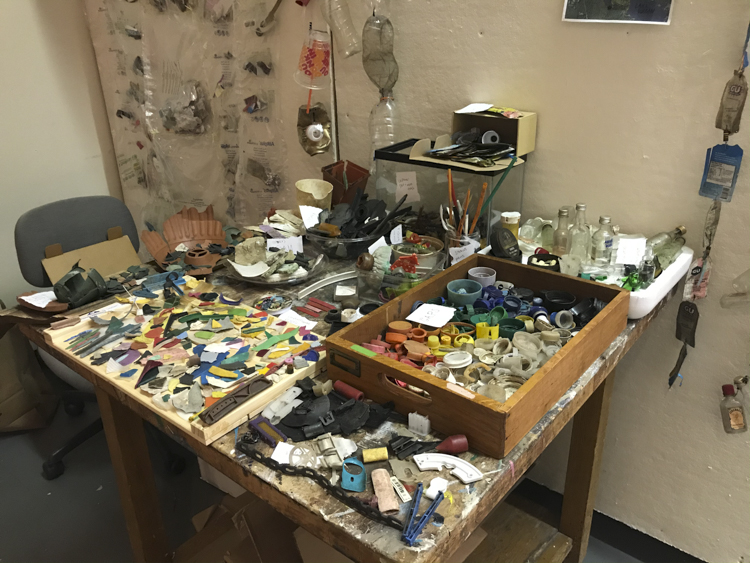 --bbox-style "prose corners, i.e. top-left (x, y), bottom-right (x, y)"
top-left (0, 404), bottom-right (641, 563)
